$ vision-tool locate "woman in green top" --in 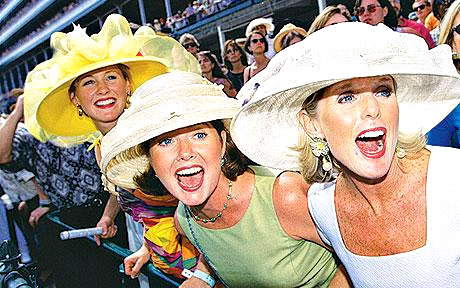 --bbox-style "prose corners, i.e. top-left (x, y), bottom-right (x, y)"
top-left (100, 71), bottom-right (350, 287)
